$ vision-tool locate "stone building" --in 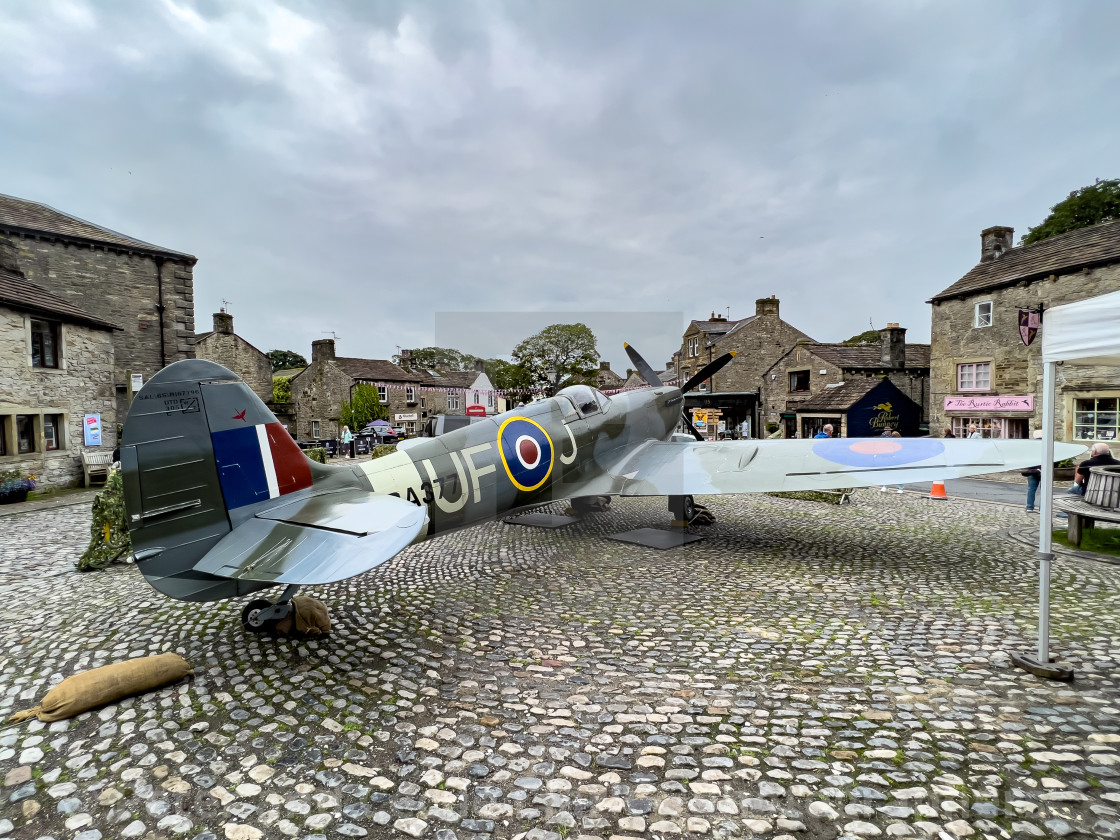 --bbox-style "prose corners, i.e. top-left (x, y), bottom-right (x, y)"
top-left (759, 324), bottom-right (930, 438)
top-left (676, 298), bottom-right (813, 437)
top-left (290, 339), bottom-right (430, 440)
top-left (928, 221), bottom-right (1120, 441)
top-left (595, 361), bottom-right (625, 392)
top-left (0, 194), bottom-right (196, 420)
top-left (192, 312), bottom-right (273, 403)
top-left (0, 235), bottom-right (118, 488)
